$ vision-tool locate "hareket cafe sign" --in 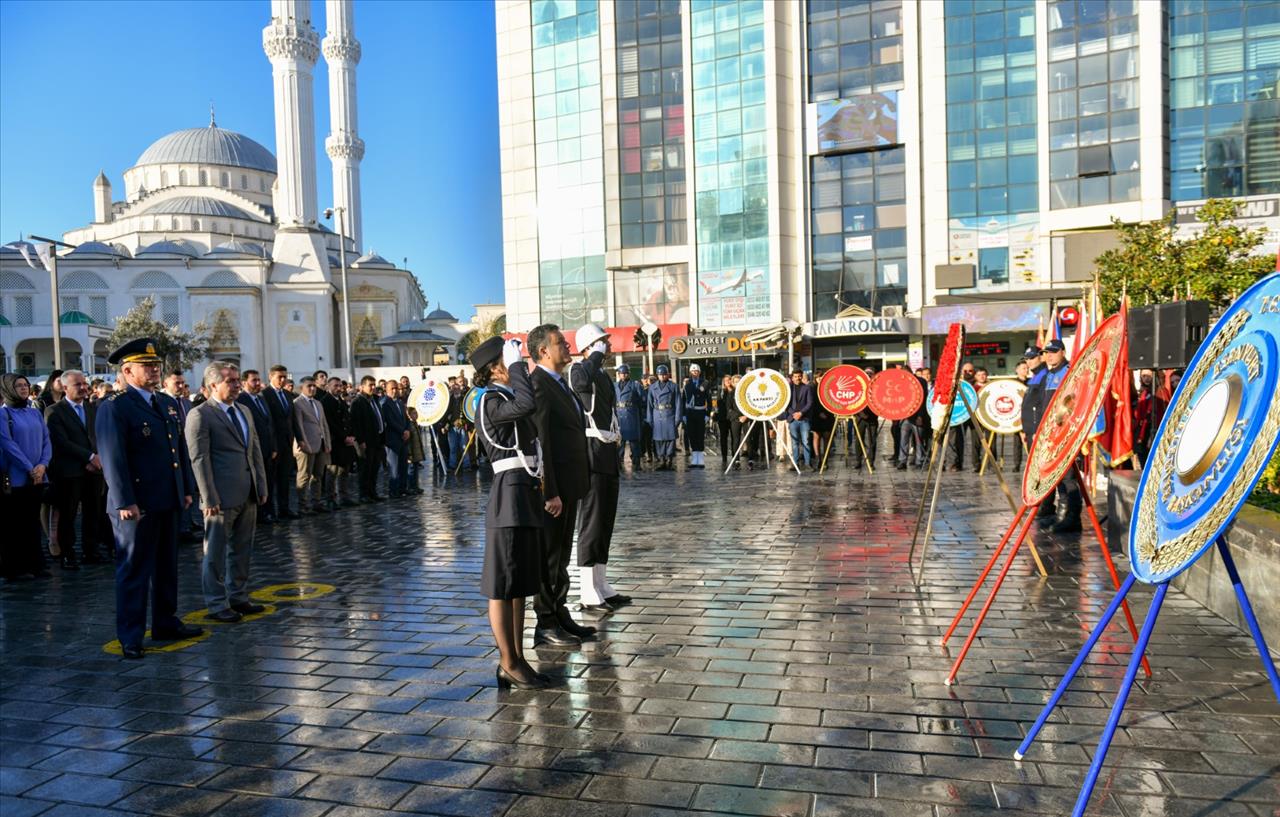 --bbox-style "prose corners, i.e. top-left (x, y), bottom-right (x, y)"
top-left (669, 333), bottom-right (785, 358)
top-left (805, 316), bottom-right (921, 338)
